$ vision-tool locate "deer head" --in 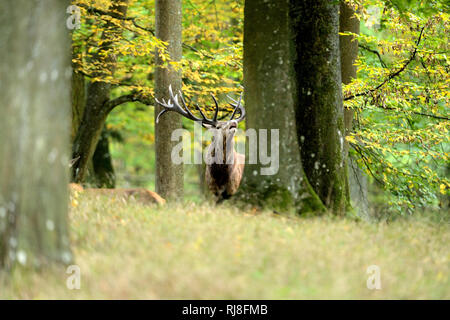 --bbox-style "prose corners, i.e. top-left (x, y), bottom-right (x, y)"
top-left (155, 85), bottom-right (245, 164)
